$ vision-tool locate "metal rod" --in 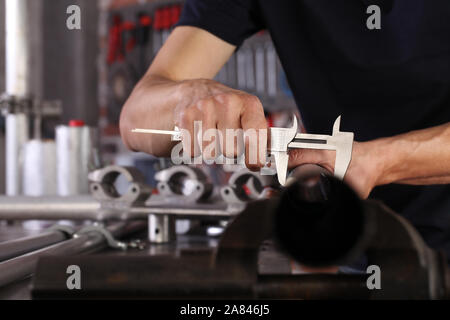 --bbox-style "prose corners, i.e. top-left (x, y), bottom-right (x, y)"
top-left (0, 196), bottom-right (238, 221)
top-left (4, 0), bottom-right (32, 196)
top-left (0, 221), bottom-right (146, 288)
top-left (6, 0), bottom-right (30, 97)
top-left (0, 195), bottom-right (101, 220)
top-left (0, 230), bottom-right (69, 263)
